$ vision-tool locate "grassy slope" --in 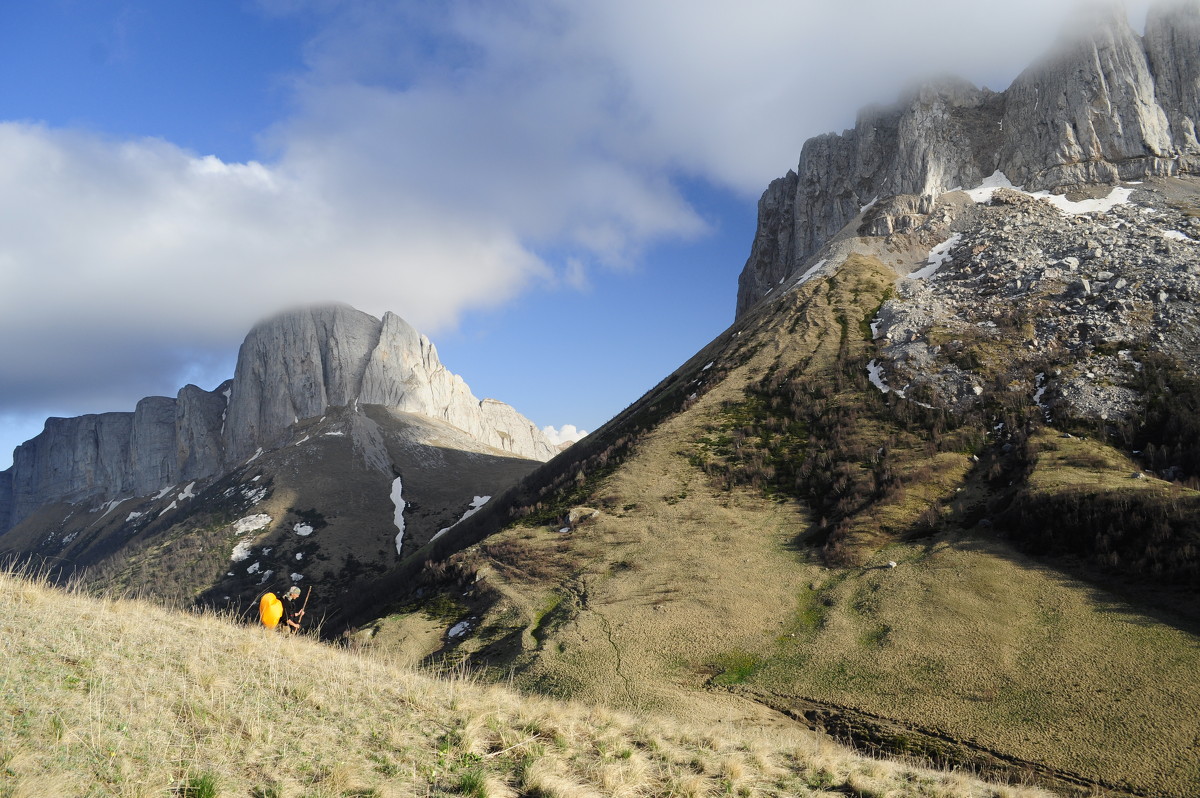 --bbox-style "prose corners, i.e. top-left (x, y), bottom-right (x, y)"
top-left (399, 255), bottom-right (1200, 797)
top-left (0, 570), bottom-right (1050, 798)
